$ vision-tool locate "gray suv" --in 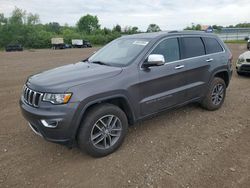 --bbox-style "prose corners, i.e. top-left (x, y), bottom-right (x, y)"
top-left (20, 31), bottom-right (233, 157)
